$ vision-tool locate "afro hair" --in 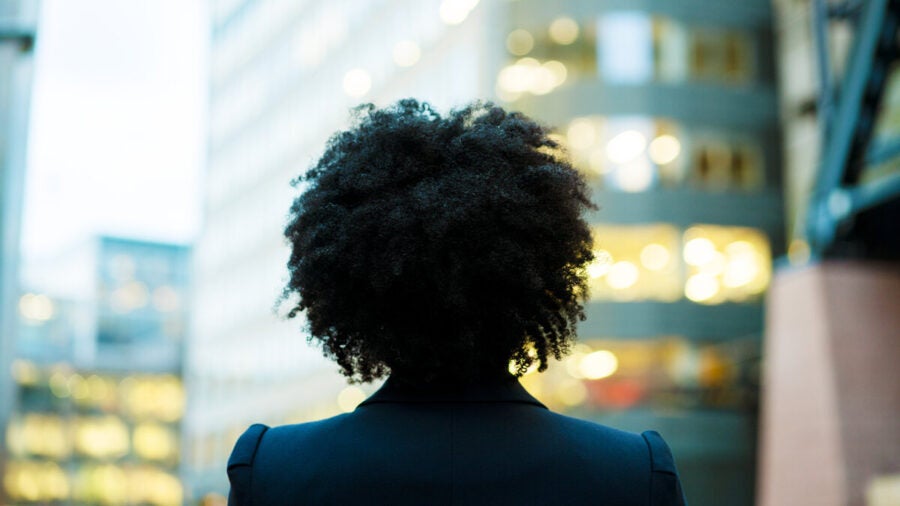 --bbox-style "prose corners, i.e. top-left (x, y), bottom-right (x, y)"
top-left (282, 99), bottom-right (596, 383)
